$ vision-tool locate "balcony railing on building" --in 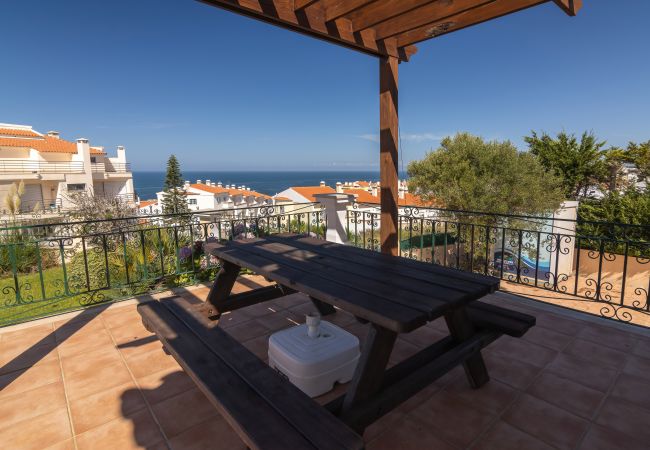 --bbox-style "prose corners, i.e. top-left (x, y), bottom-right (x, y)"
top-left (91, 162), bottom-right (132, 173)
top-left (0, 160), bottom-right (84, 174)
